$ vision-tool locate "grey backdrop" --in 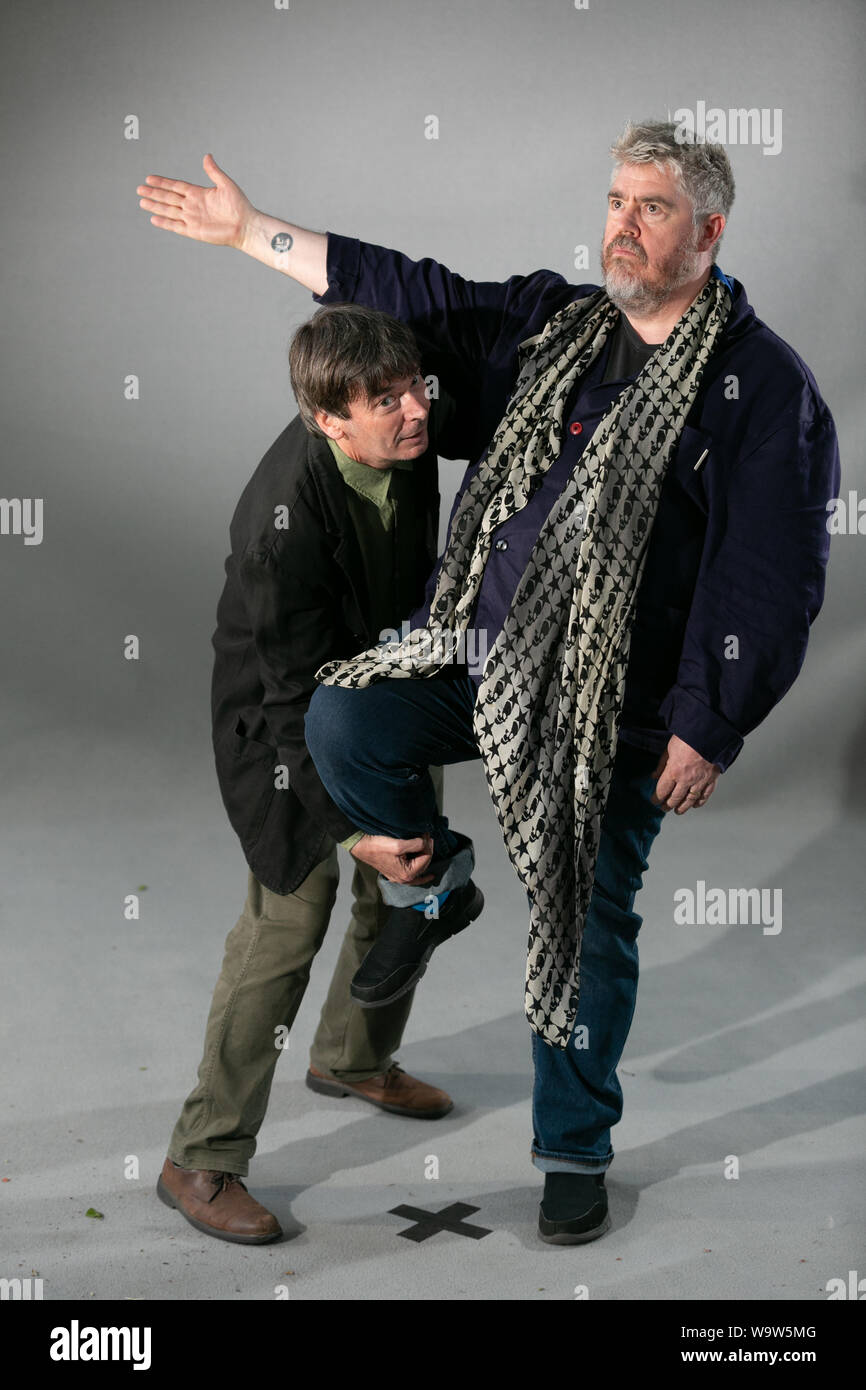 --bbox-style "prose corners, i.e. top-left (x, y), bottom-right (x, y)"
top-left (1, 0), bottom-right (863, 1303)
top-left (1, 0), bottom-right (863, 801)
